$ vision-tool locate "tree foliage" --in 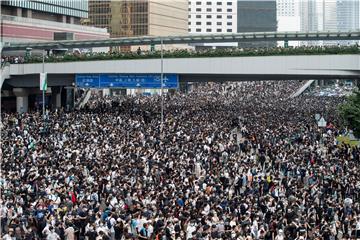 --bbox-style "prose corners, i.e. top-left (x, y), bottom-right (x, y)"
top-left (22, 45), bottom-right (360, 64)
top-left (339, 90), bottom-right (360, 138)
